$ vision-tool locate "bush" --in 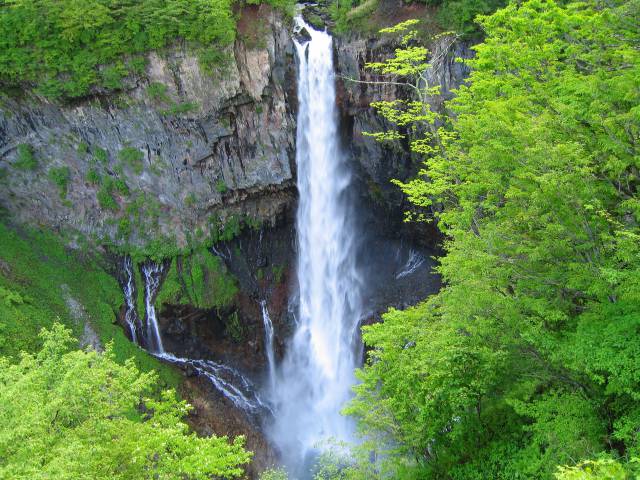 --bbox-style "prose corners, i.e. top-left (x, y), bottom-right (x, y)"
top-left (86, 168), bottom-right (101, 185)
top-left (93, 148), bottom-right (108, 164)
top-left (48, 166), bottom-right (71, 198)
top-left (77, 142), bottom-right (89, 156)
top-left (216, 178), bottom-right (228, 194)
top-left (118, 147), bottom-right (144, 175)
top-left (14, 144), bottom-right (37, 170)
top-left (97, 177), bottom-right (118, 211)
top-left (0, 323), bottom-right (251, 479)
top-left (147, 82), bottom-right (170, 102)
